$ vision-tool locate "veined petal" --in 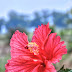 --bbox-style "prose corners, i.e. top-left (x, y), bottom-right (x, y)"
top-left (5, 58), bottom-right (56, 72)
top-left (10, 30), bottom-right (29, 58)
top-left (10, 30), bottom-right (42, 62)
top-left (32, 61), bottom-right (56, 72)
top-left (5, 57), bottom-right (41, 72)
top-left (44, 33), bottom-right (67, 63)
top-left (32, 23), bottom-right (51, 50)
top-left (44, 61), bottom-right (56, 72)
